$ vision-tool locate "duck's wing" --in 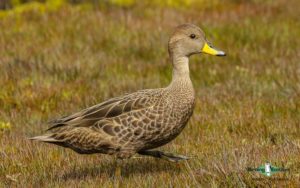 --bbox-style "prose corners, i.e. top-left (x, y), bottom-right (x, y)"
top-left (47, 89), bottom-right (163, 131)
